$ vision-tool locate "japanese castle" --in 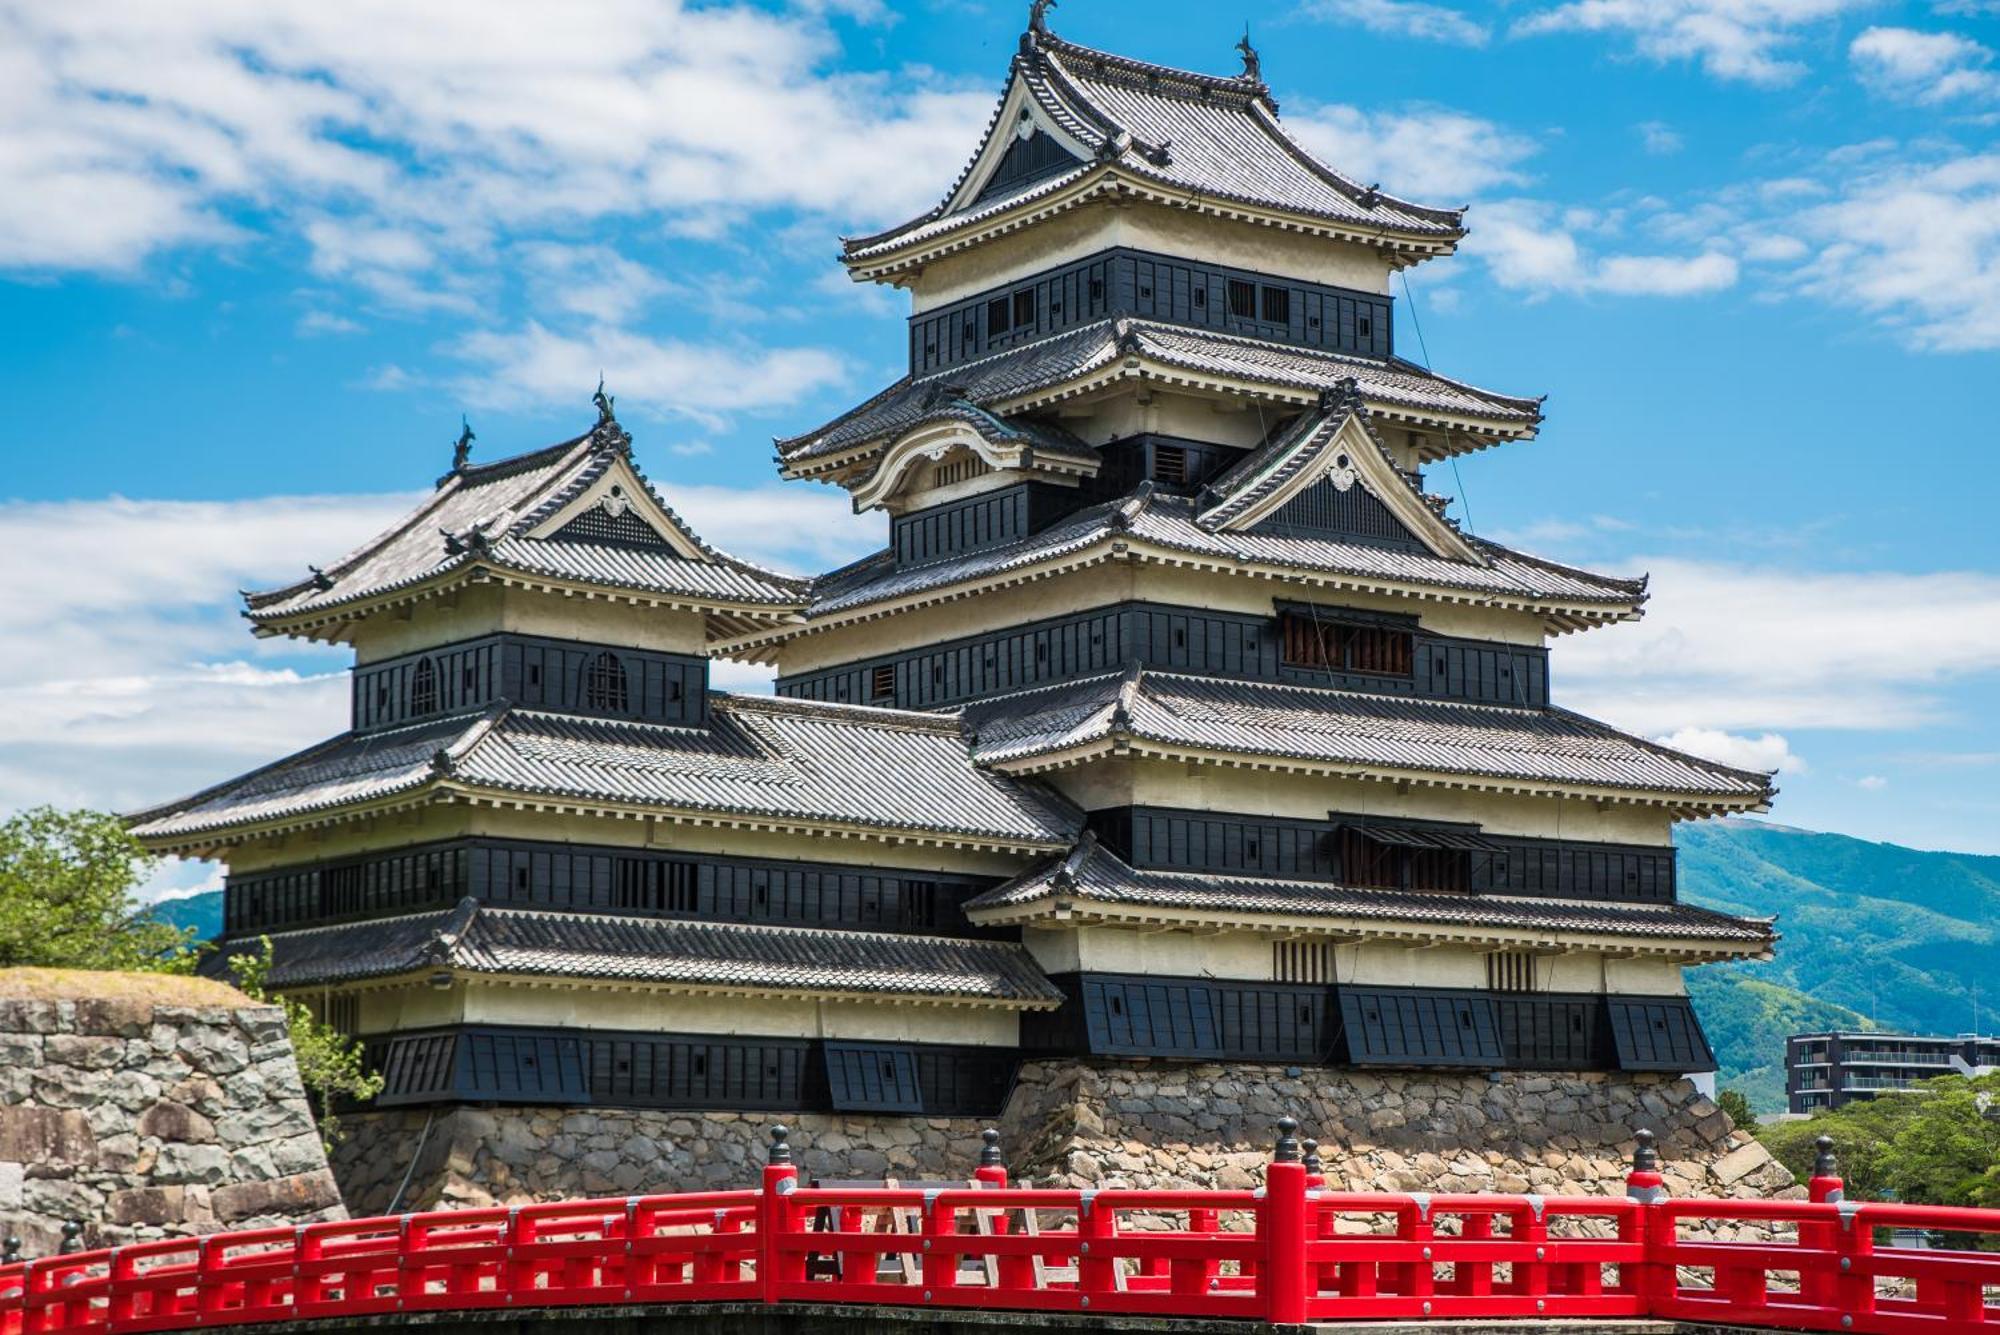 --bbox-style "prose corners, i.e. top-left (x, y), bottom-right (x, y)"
top-left (132, 15), bottom-right (1776, 1127)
